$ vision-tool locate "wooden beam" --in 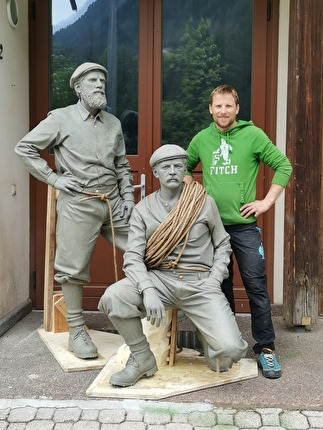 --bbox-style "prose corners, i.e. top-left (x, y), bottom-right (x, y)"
top-left (43, 186), bottom-right (58, 331)
top-left (284, 0), bottom-right (323, 325)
